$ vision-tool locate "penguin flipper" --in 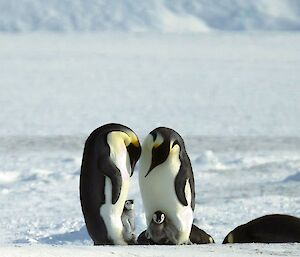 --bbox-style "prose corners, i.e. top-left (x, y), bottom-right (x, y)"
top-left (174, 165), bottom-right (189, 207)
top-left (99, 158), bottom-right (122, 204)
